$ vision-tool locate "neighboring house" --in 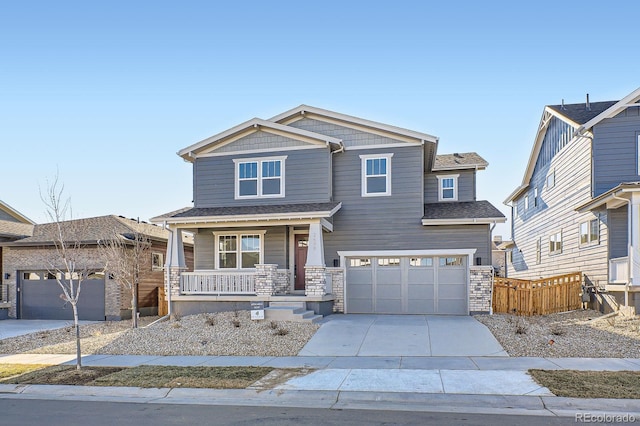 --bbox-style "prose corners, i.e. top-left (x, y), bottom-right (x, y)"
top-left (504, 88), bottom-right (640, 313)
top-left (152, 105), bottom-right (505, 316)
top-left (0, 200), bottom-right (34, 317)
top-left (1, 215), bottom-right (193, 320)
top-left (491, 236), bottom-right (508, 277)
